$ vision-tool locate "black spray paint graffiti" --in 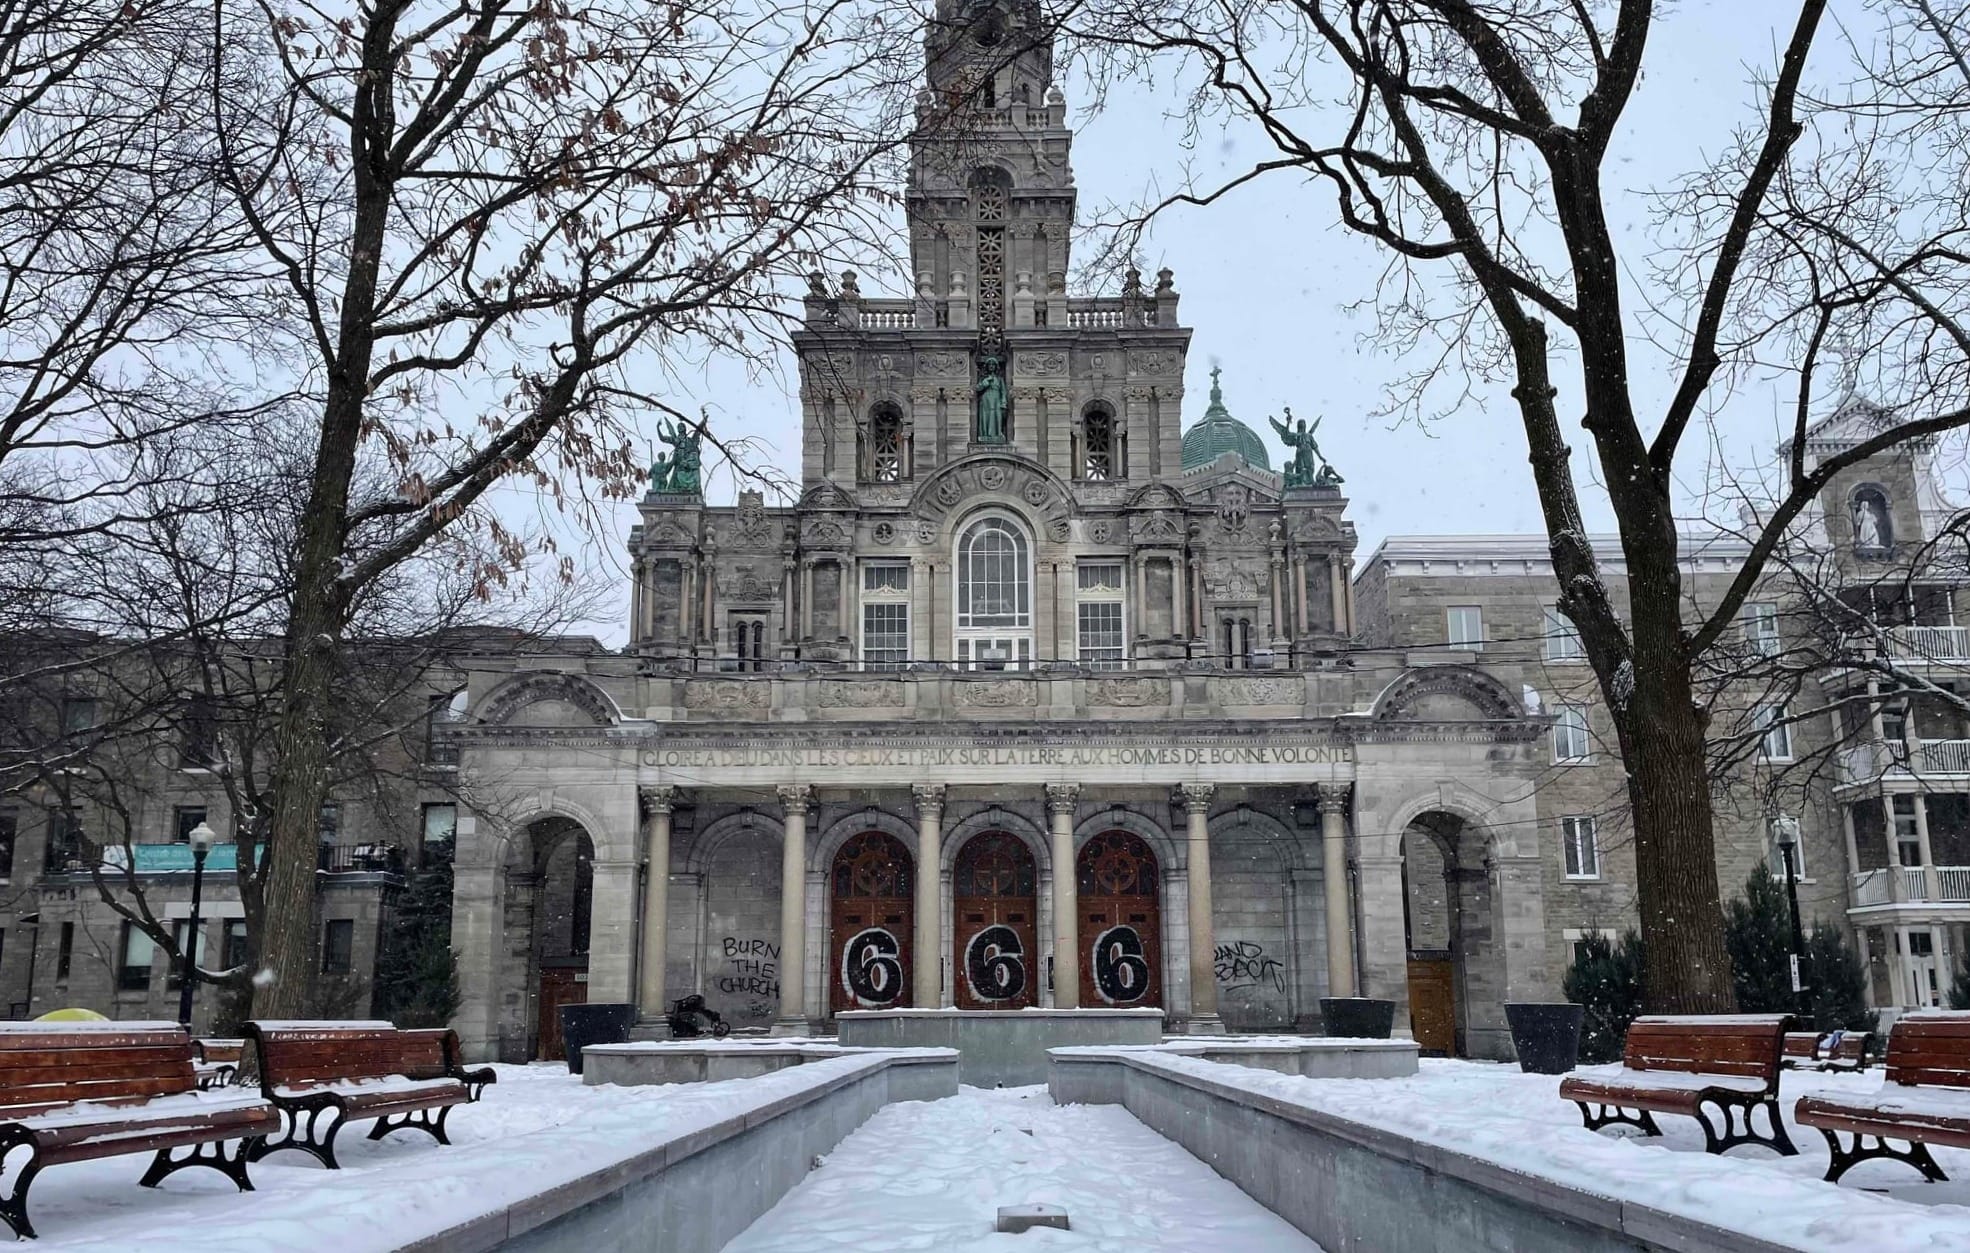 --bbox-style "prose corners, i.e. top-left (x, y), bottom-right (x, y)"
top-left (1214, 940), bottom-right (1286, 994)
top-left (716, 936), bottom-right (781, 1003)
